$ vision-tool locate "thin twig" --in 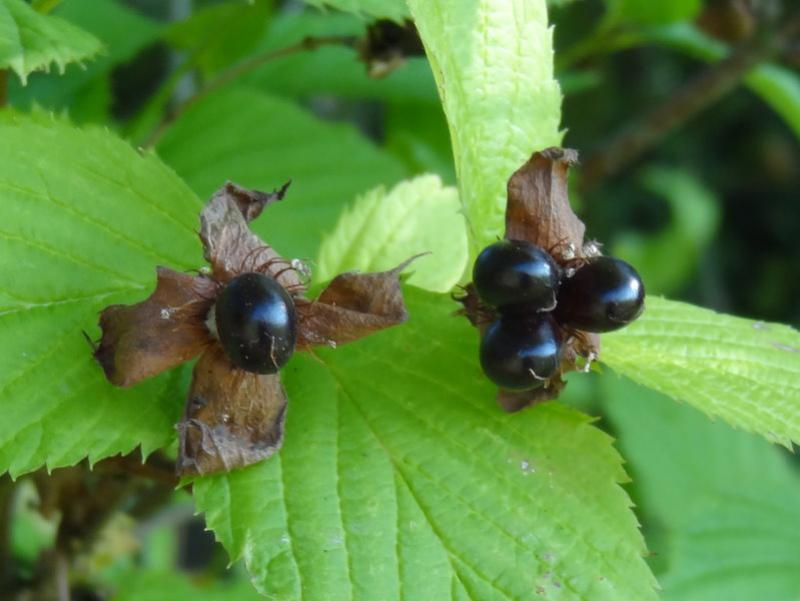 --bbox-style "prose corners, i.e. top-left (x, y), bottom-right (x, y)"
top-left (0, 70), bottom-right (8, 108)
top-left (0, 476), bottom-right (14, 589)
top-left (144, 34), bottom-right (358, 148)
top-left (580, 16), bottom-right (800, 191)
